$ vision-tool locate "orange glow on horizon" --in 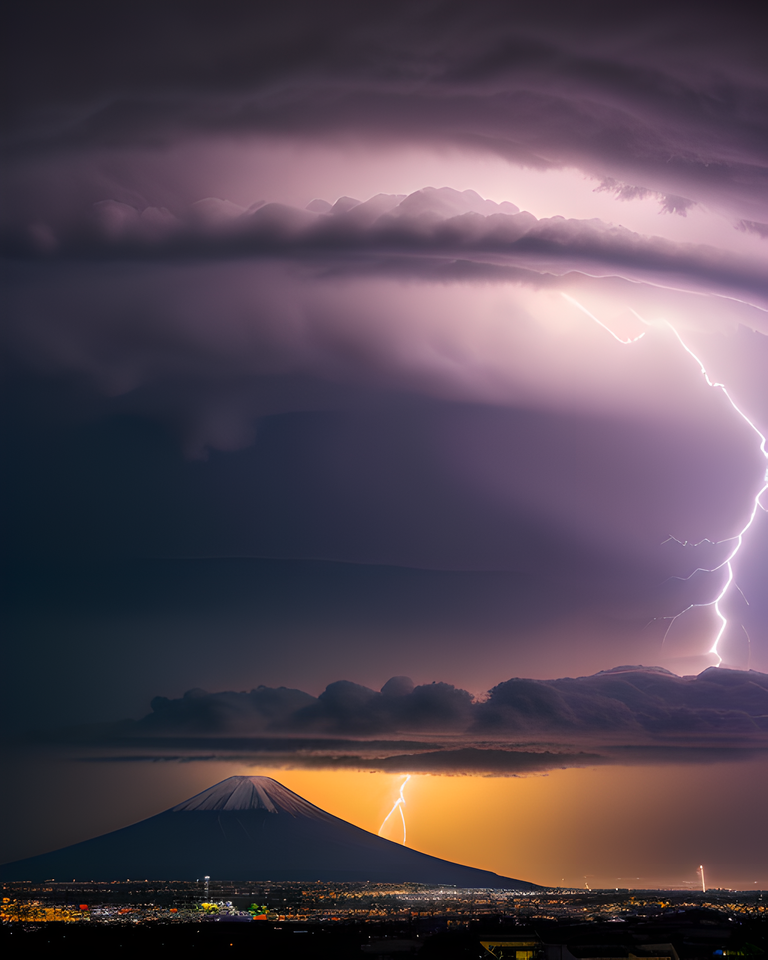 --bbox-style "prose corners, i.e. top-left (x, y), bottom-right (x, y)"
top-left (5, 750), bottom-right (766, 891)
top-left (237, 760), bottom-right (768, 890)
